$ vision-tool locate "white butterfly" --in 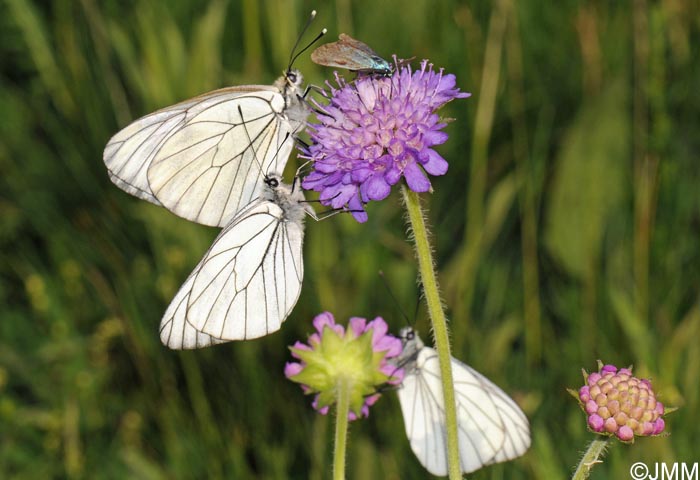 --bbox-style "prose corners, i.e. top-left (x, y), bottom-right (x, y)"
top-left (158, 174), bottom-right (316, 349)
top-left (102, 12), bottom-right (326, 348)
top-left (103, 69), bottom-right (309, 227)
top-left (395, 327), bottom-right (531, 476)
